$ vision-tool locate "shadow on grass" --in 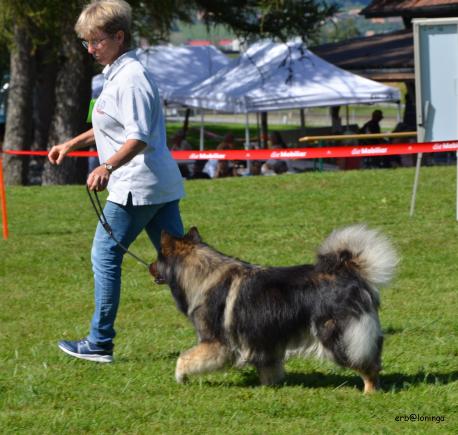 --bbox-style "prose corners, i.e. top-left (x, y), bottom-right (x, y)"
top-left (115, 351), bottom-right (180, 364)
top-left (282, 371), bottom-right (458, 392)
top-left (210, 369), bottom-right (458, 392)
top-left (379, 371), bottom-right (458, 392)
top-left (383, 326), bottom-right (404, 335)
